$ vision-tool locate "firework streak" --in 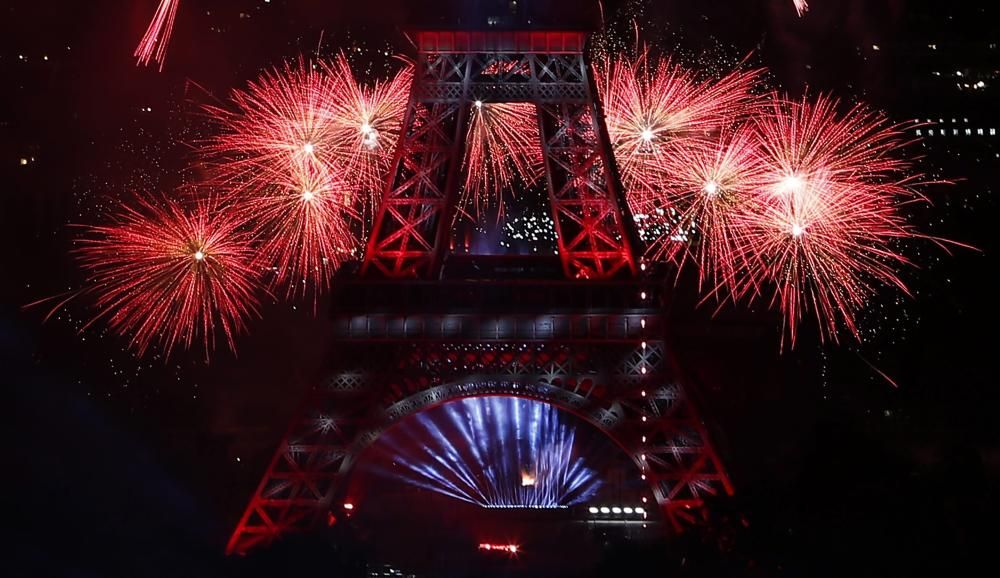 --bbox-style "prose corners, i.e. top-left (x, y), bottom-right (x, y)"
top-left (134, 0), bottom-right (179, 71)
